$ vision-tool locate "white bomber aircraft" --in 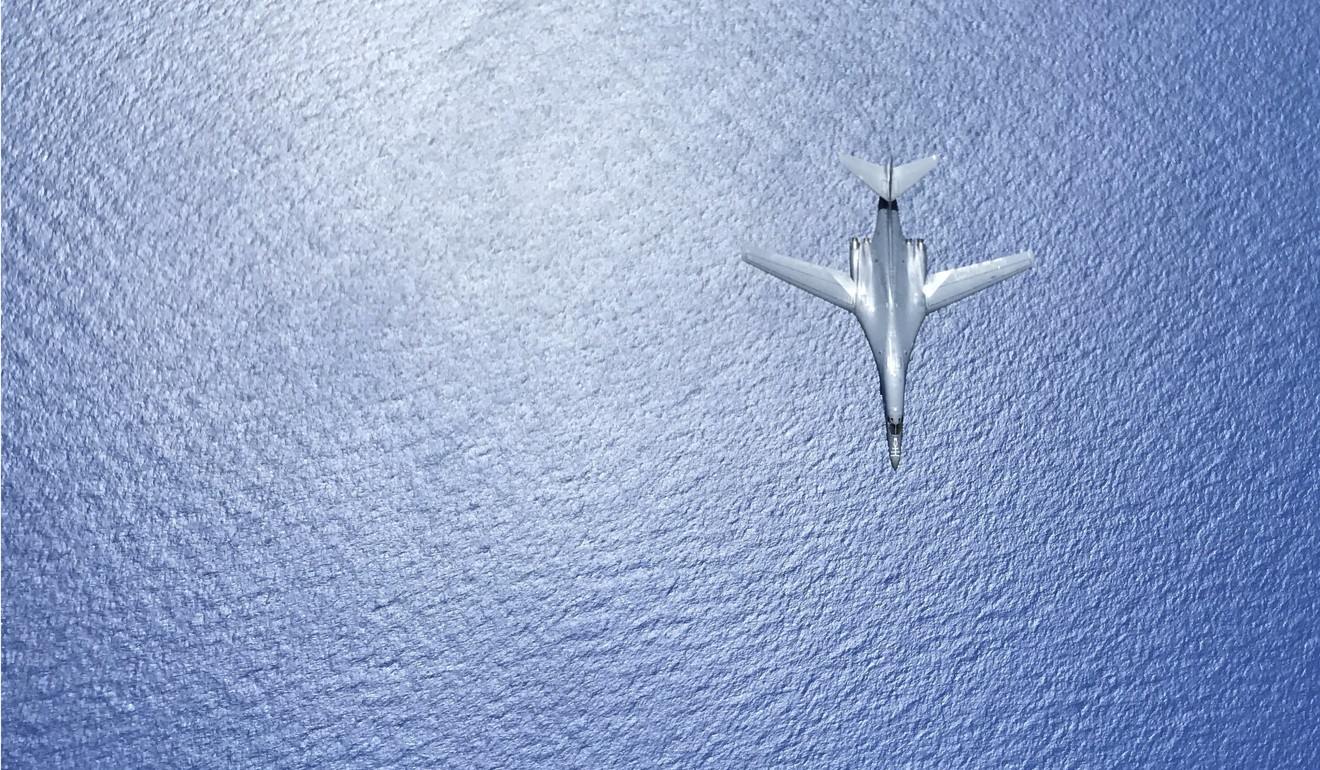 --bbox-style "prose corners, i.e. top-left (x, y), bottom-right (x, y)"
top-left (743, 154), bottom-right (1034, 469)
